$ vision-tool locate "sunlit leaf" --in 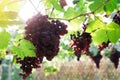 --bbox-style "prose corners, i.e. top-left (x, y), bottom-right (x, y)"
top-left (86, 19), bottom-right (106, 33)
top-left (0, 11), bottom-right (18, 20)
top-left (0, 20), bottom-right (23, 27)
top-left (107, 22), bottom-right (120, 30)
top-left (51, 0), bottom-right (64, 12)
top-left (7, 0), bottom-right (24, 11)
top-left (0, 30), bottom-right (11, 49)
top-left (68, 17), bottom-right (84, 31)
top-left (91, 29), bottom-right (108, 45)
top-left (0, 0), bottom-right (24, 11)
top-left (11, 39), bottom-right (36, 59)
top-left (42, 0), bottom-right (53, 8)
top-left (64, 7), bottom-right (75, 18)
